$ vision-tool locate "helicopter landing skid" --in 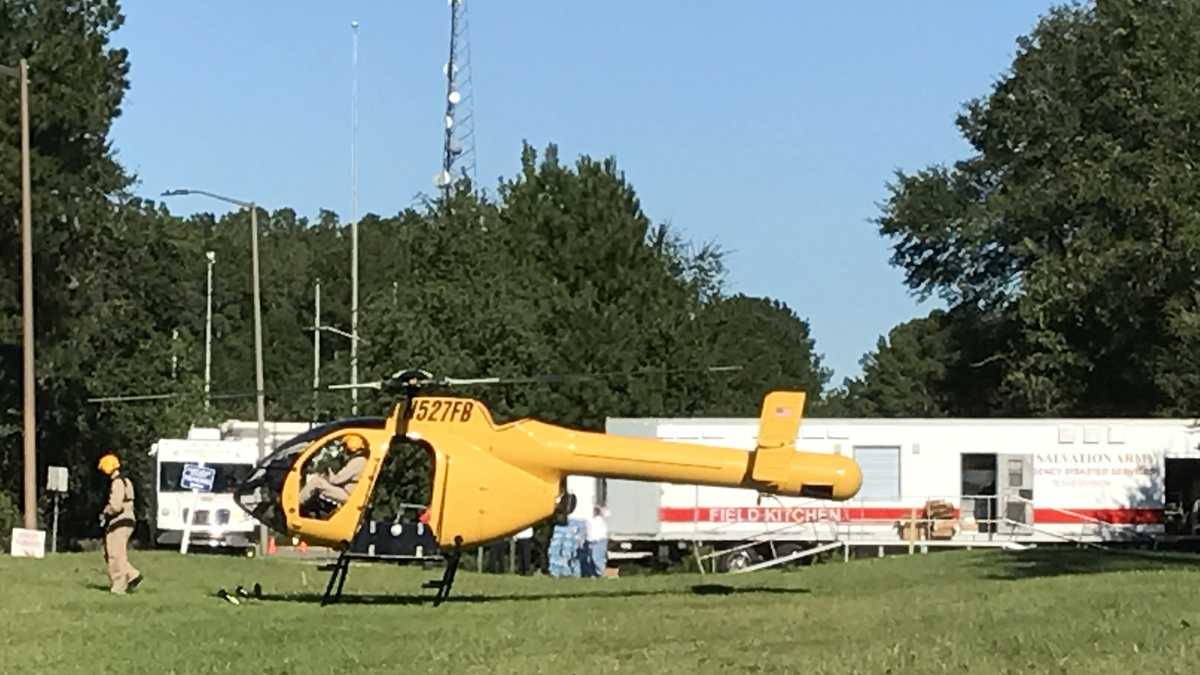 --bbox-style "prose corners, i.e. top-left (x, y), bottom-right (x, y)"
top-left (319, 550), bottom-right (353, 607)
top-left (422, 548), bottom-right (461, 607)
